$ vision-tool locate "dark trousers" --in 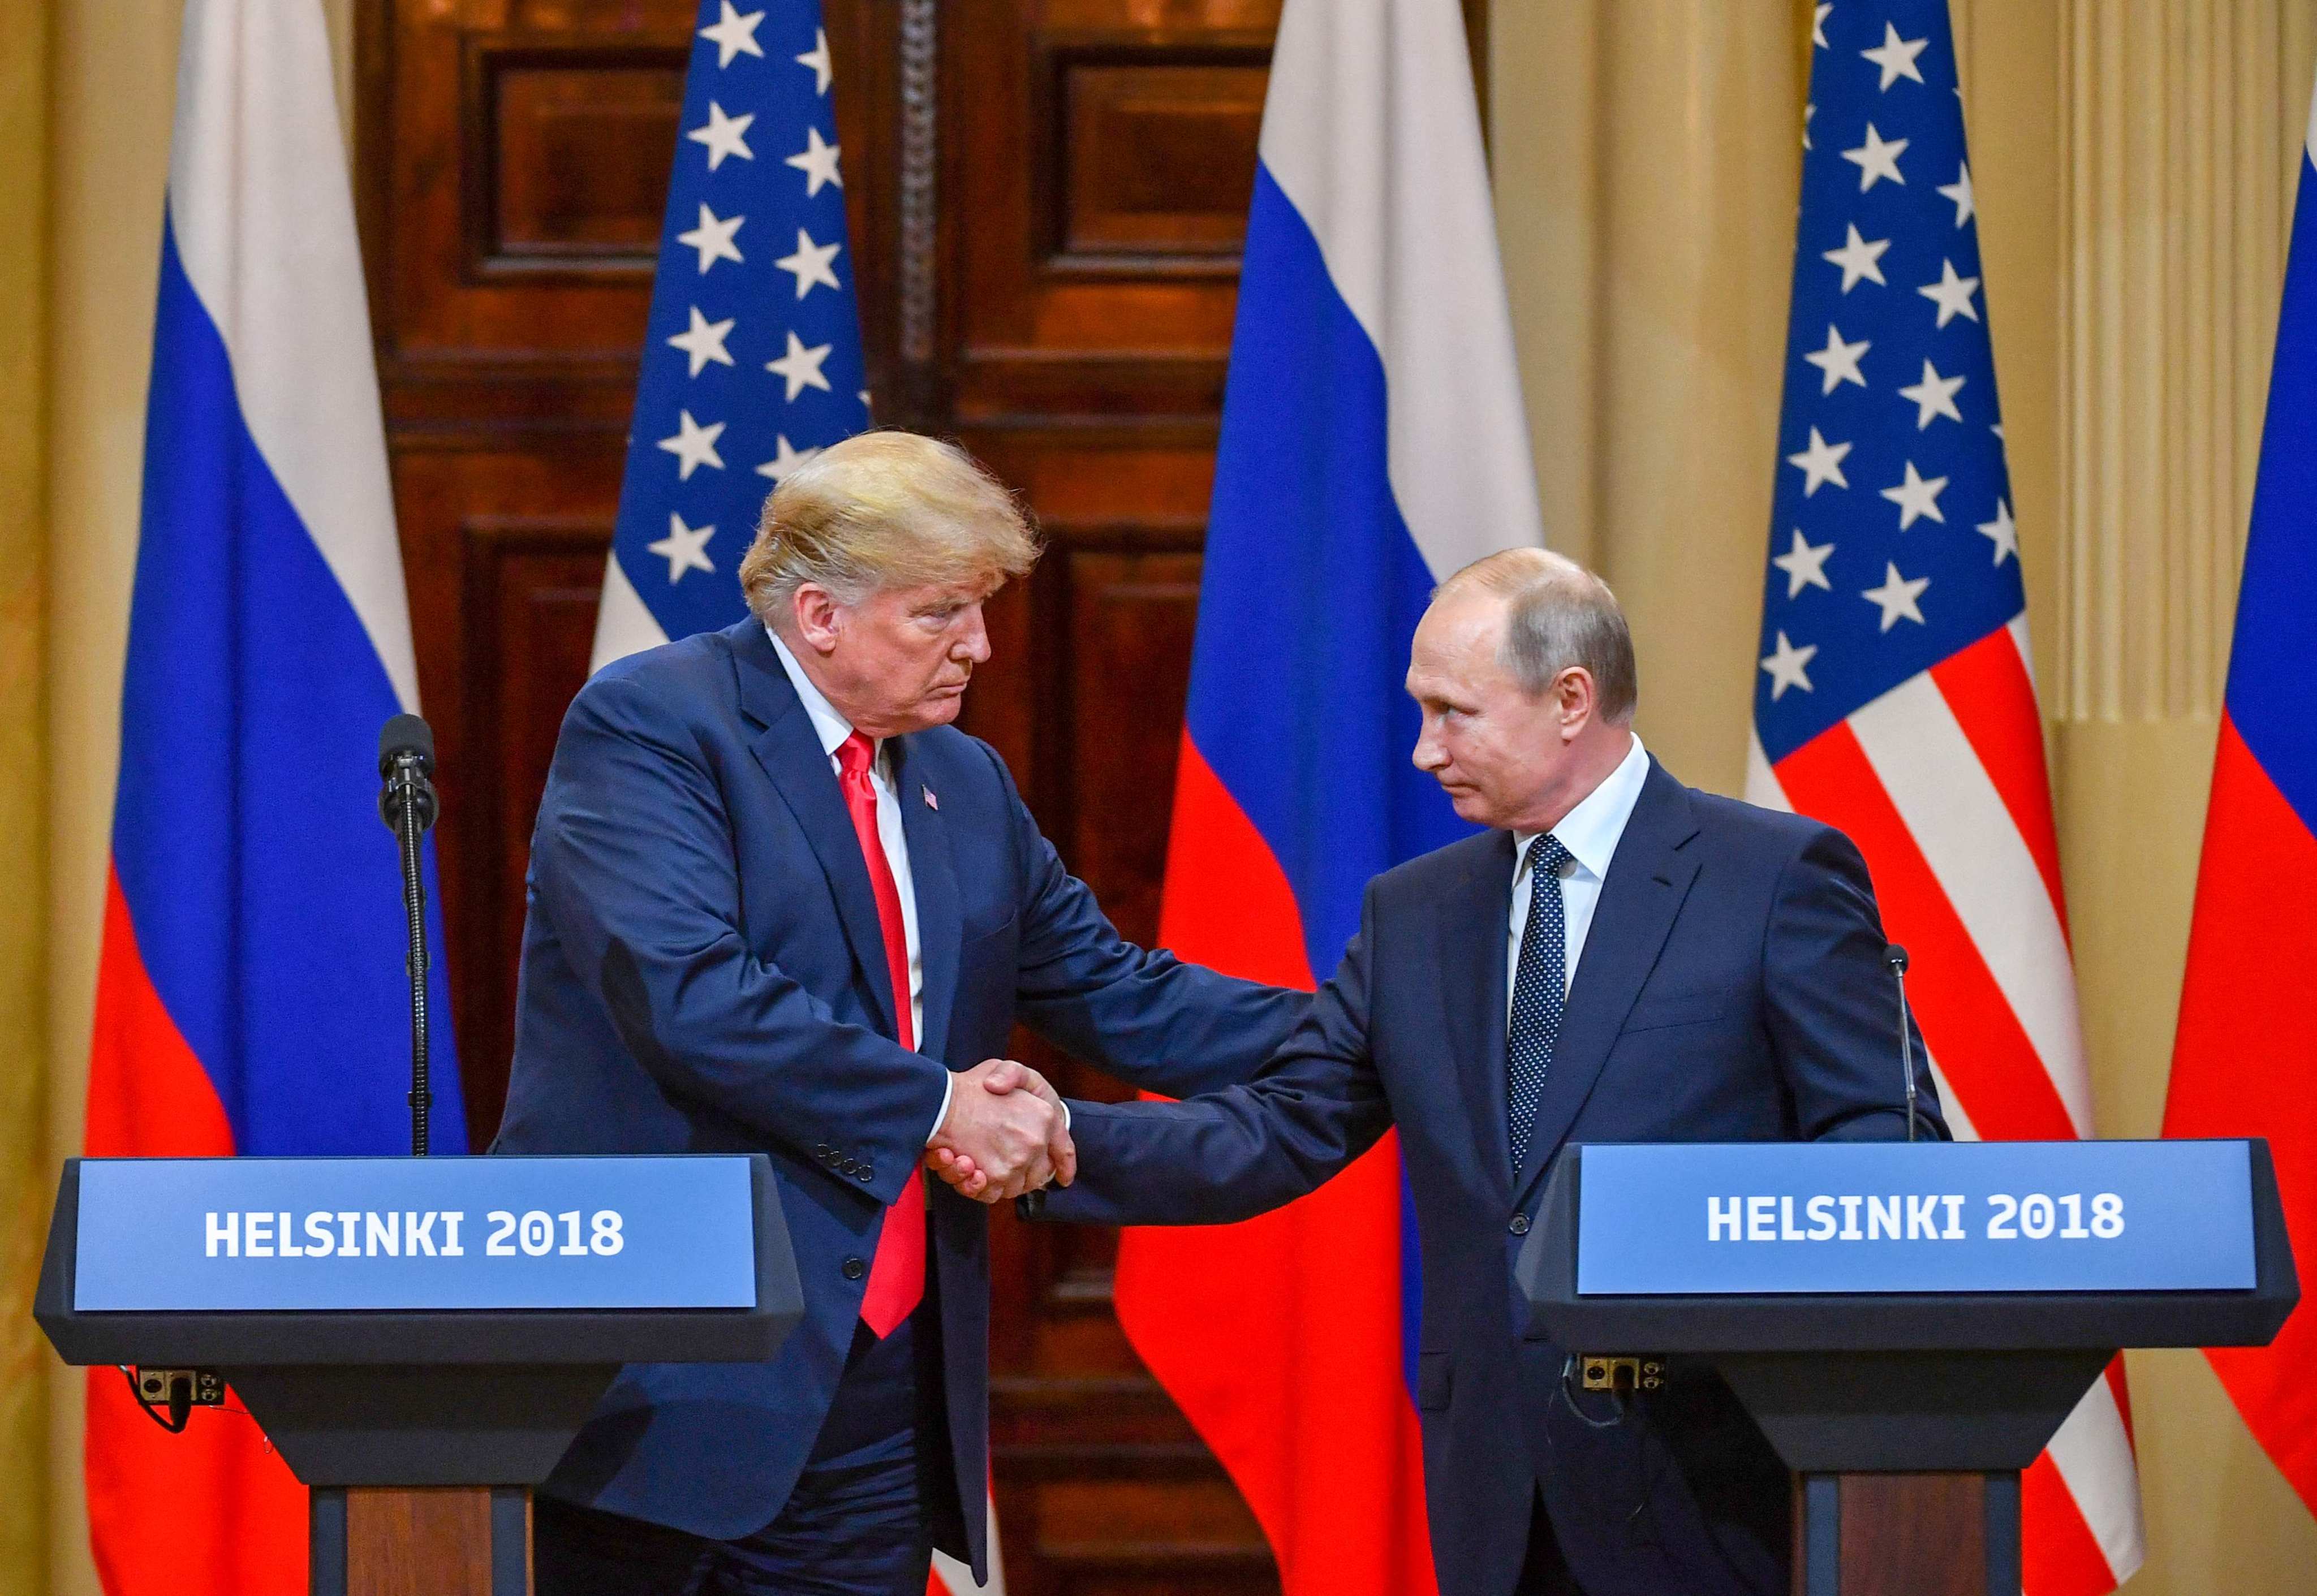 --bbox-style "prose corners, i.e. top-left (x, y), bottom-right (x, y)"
top-left (1518, 1489), bottom-right (1588, 1596)
top-left (537, 1313), bottom-right (962, 1596)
